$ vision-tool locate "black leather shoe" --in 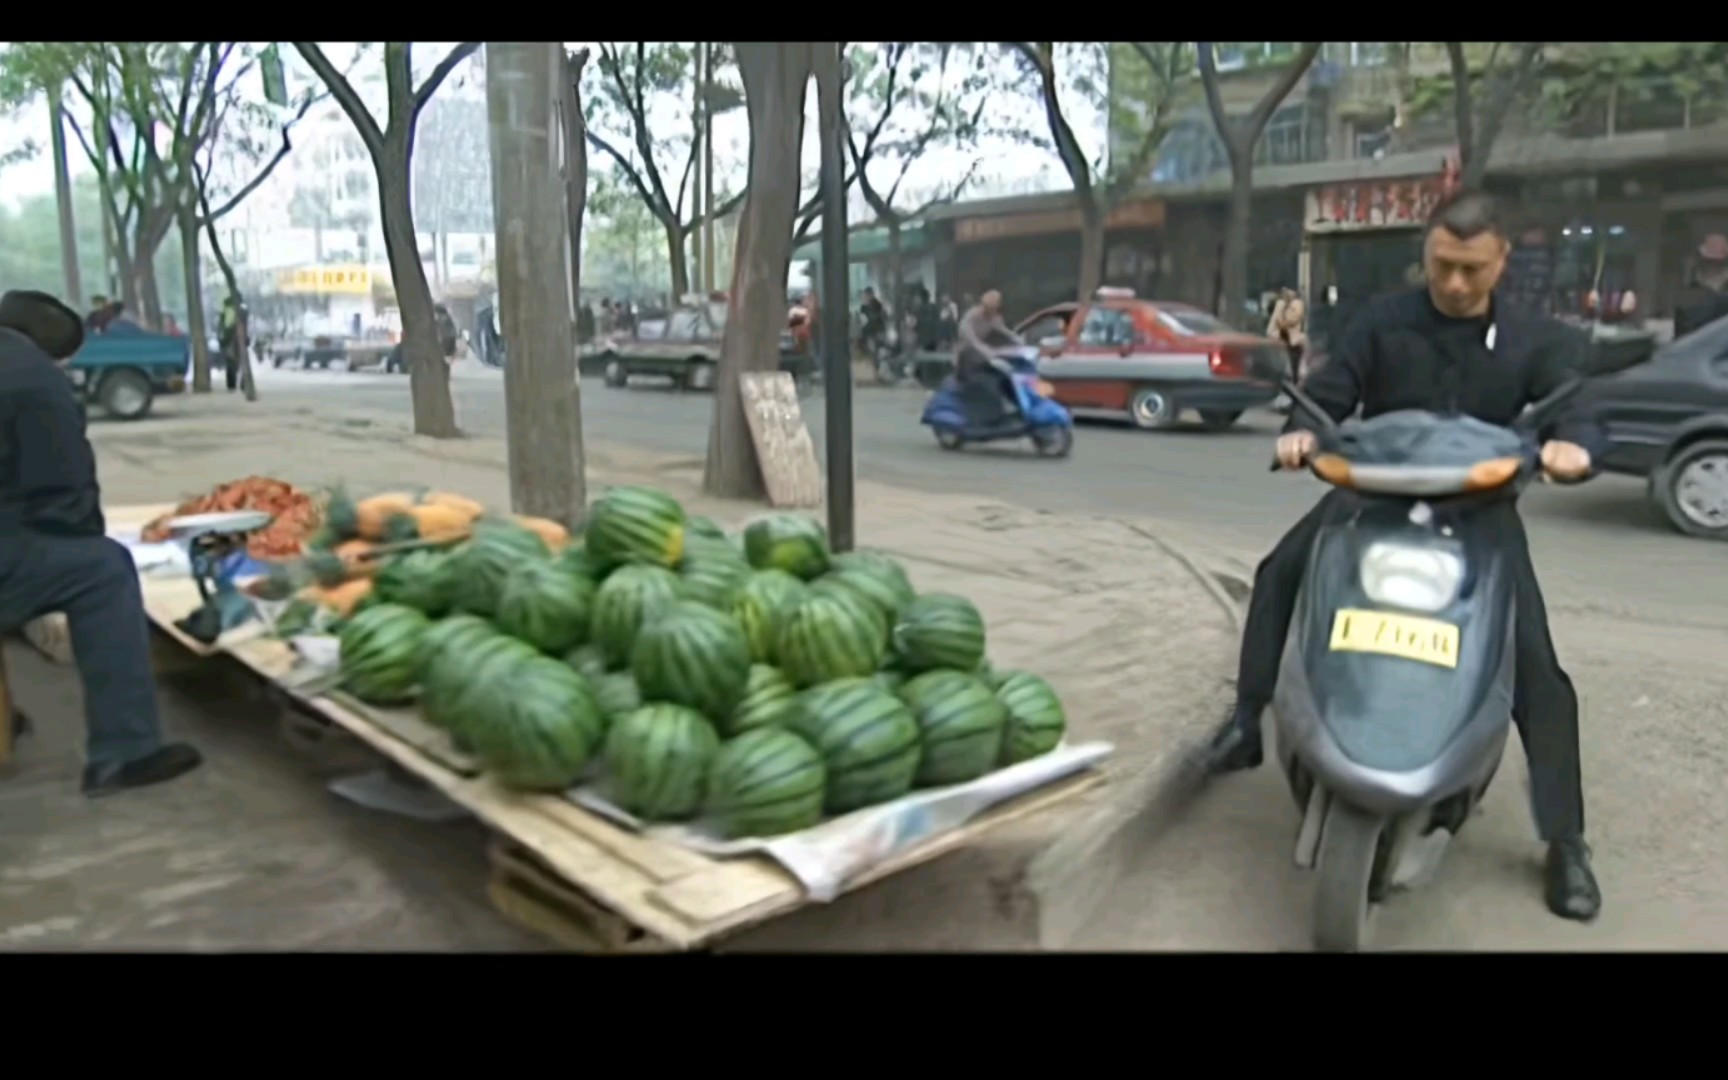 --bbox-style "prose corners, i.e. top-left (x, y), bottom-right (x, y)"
top-left (82, 743), bottom-right (204, 798)
top-left (8, 708), bottom-right (30, 741)
top-left (1203, 705), bottom-right (1265, 774)
top-left (1544, 835), bottom-right (1601, 922)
